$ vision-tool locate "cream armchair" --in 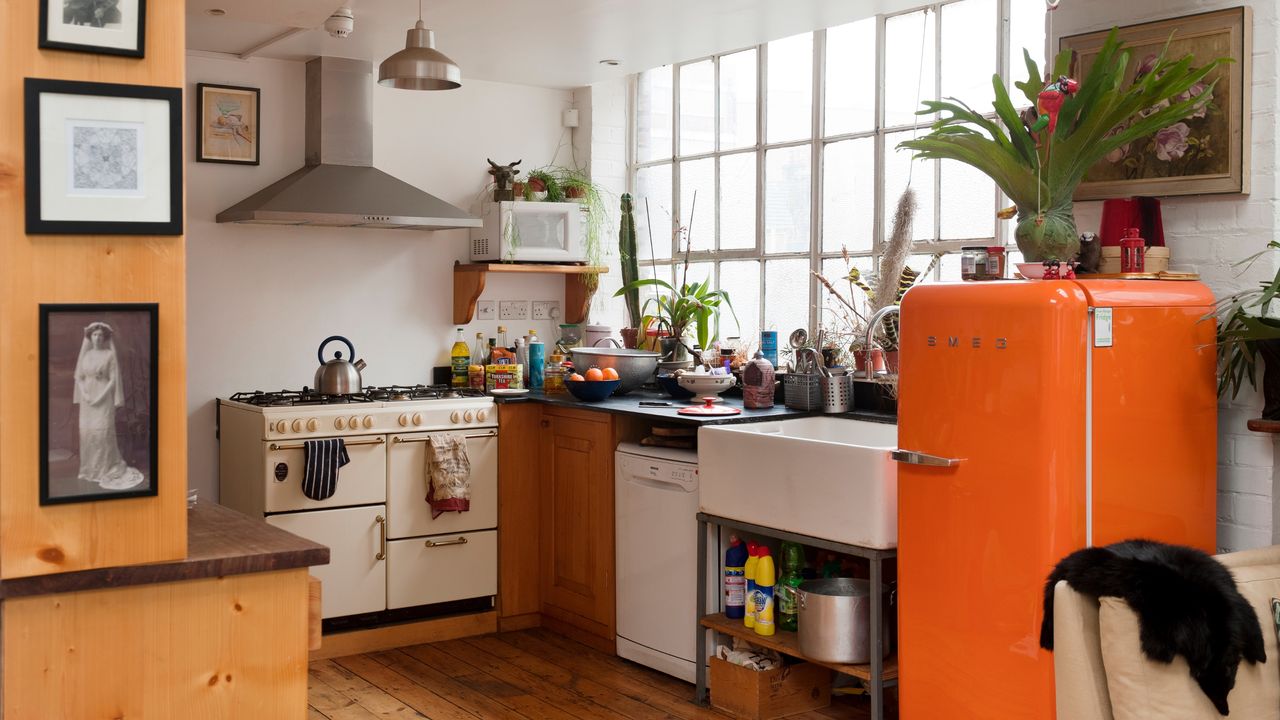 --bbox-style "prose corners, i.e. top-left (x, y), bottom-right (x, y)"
top-left (1053, 546), bottom-right (1280, 719)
